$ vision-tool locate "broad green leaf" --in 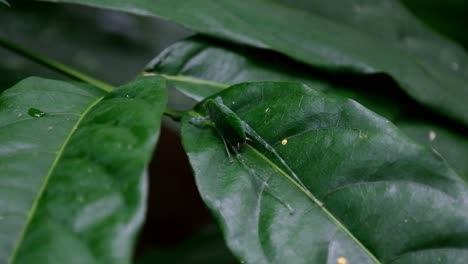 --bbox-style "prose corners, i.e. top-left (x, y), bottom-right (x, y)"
top-left (148, 37), bottom-right (468, 180)
top-left (182, 82), bottom-right (468, 263)
top-left (137, 225), bottom-right (237, 264)
top-left (0, 76), bottom-right (167, 264)
top-left (0, 0), bottom-right (9, 7)
top-left (41, 0), bottom-right (468, 125)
